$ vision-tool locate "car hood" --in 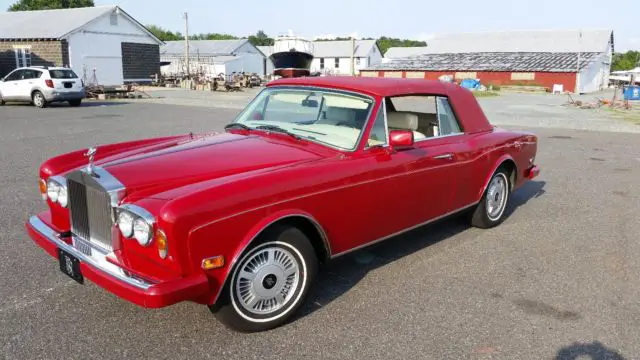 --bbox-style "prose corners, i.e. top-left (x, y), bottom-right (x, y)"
top-left (99, 132), bottom-right (324, 199)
